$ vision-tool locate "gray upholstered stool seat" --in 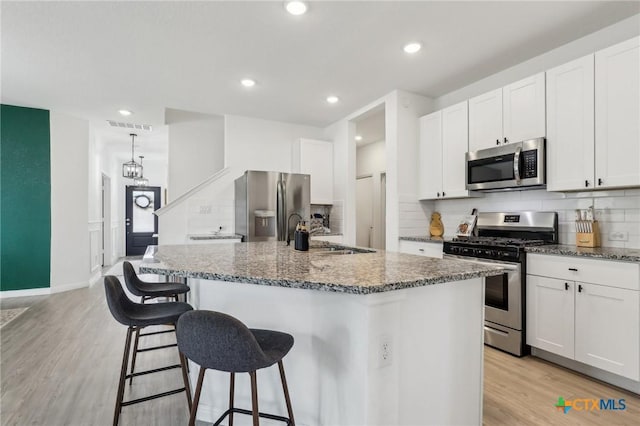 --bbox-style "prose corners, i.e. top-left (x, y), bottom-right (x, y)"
top-left (123, 260), bottom-right (190, 300)
top-left (177, 310), bottom-right (295, 426)
top-left (104, 276), bottom-right (193, 426)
